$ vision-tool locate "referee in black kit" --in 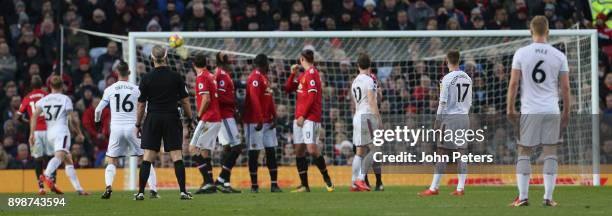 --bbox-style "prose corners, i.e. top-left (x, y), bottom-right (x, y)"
top-left (134, 45), bottom-right (195, 200)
